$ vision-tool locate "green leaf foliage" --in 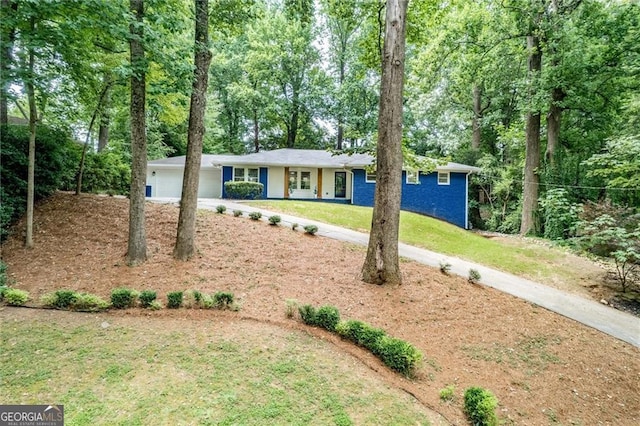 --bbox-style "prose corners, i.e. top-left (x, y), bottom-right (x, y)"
top-left (224, 181), bottom-right (264, 199)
